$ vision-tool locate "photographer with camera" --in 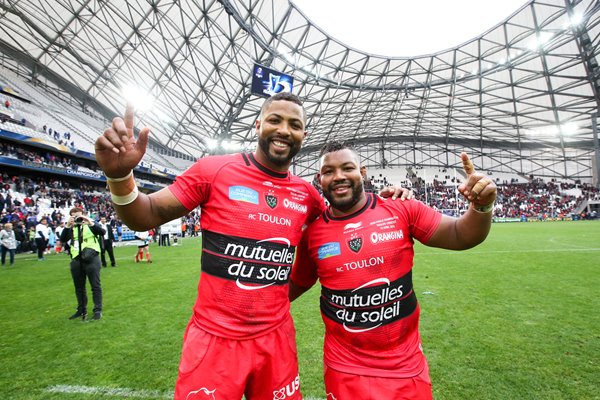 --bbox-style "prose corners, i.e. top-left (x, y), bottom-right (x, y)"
top-left (59, 207), bottom-right (106, 321)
